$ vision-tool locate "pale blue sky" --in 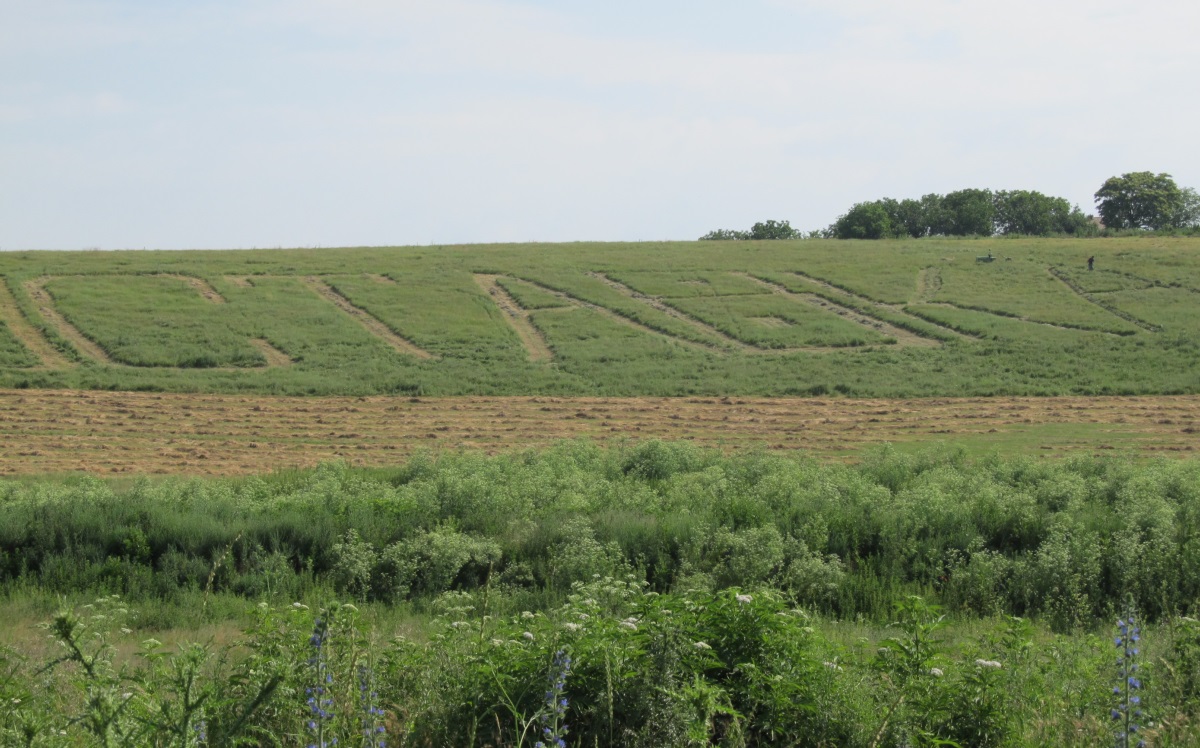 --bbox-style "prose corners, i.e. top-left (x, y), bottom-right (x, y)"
top-left (3, 0), bottom-right (1198, 249)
